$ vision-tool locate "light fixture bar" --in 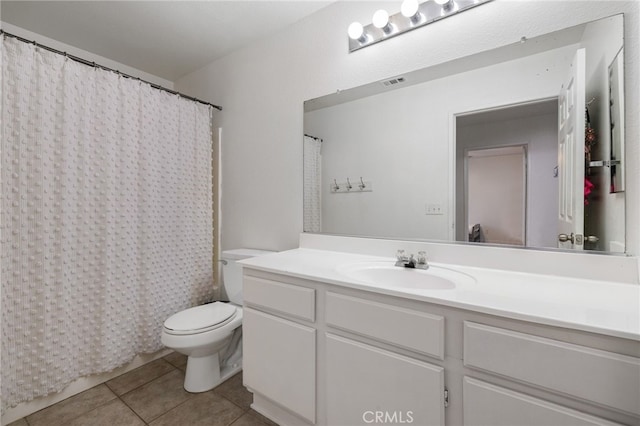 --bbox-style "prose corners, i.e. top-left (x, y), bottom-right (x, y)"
top-left (348, 0), bottom-right (493, 53)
